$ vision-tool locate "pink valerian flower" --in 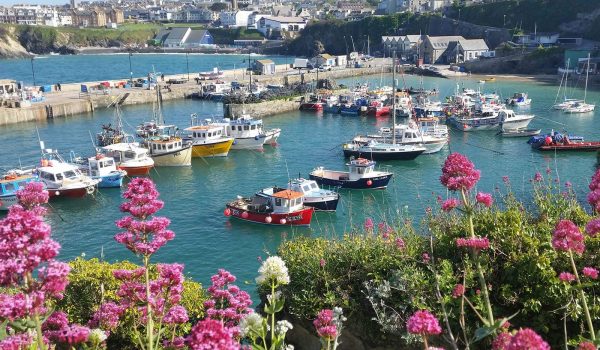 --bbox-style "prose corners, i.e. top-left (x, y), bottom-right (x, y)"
top-left (456, 237), bottom-right (490, 251)
top-left (588, 190), bottom-right (600, 212)
top-left (164, 337), bottom-right (186, 349)
top-left (577, 341), bottom-right (597, 350)
top-left (551, 220), bottom-right (585, 255)
top-left (406, 310), bottom-right (442, 335)
top-left (452, 284), bottom-right (465, 298)
top-left (583, 267), bottom-right (598, 280)
top-left (319, 259), bottom-right (326, 268)
top-left (313, 309), bottom-right (337, 341)
top-left (364, 217), bottom-right (374, 231)
top-left (0, 333), bottom-right (33, 349)
top-left (114, 216), bottom-right (175, 256)
top-left (502, 176), bottom-right (510, 184)
top-left (0, 291), bottom-right (46, 321)
top-left (441, 198), bottom-right (460, 212)
top-left (38, 261), bottom-right (70, 299)
top-left (440, 153), bottom-right (481, 192)
top-left (16, 181), bottom-right (49, 210)
top-left (475, 192), bottom-right (493, 208)
top-left (395, 238), bottom-right (406, 250)
top-left (422, 253), bottom-right (430, 263)
top-left (533, 172), bottom-right (543, 182)
top-left (43, 312), bottom-right (91, 346)
top-left (163, 305), bottom-right (189, 325)
top-left (585, 218), bottom-right (600, 238)
top-left (506, 328), bottom-right (550, 350)
top-left (88, 302), bottom-right (126, 331)
top-left (186, 319), bottom-right (239, 350)
top-left (492, 332), bottom-right (513, 350)
top-left (120, 178), bottom-right (164, 219)
top-left (378, 222), bottom-right (393, 238)
top-left (204, 269), bottom-right (252, 329)
top-left (565, 181), bottom-right (572, 189)
top-left (558, 272), bottom-right (576, 283)
top-left (545, 168), bottom-right (552, 175)
top-left (0, 205), bottom-right (58, 286)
